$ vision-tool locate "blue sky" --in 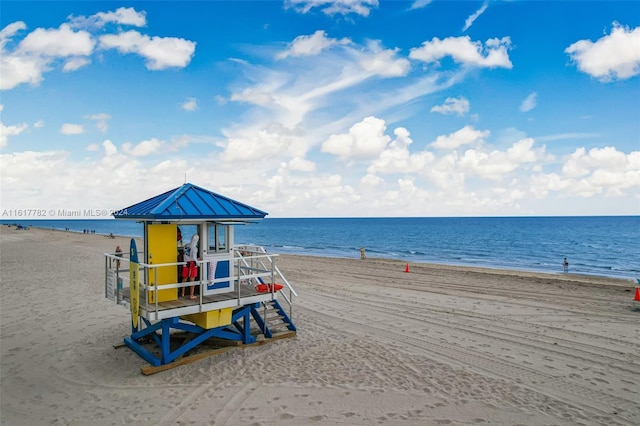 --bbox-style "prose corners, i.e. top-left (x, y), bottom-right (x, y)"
top-left (1, 0), bottom-right (639, 218)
